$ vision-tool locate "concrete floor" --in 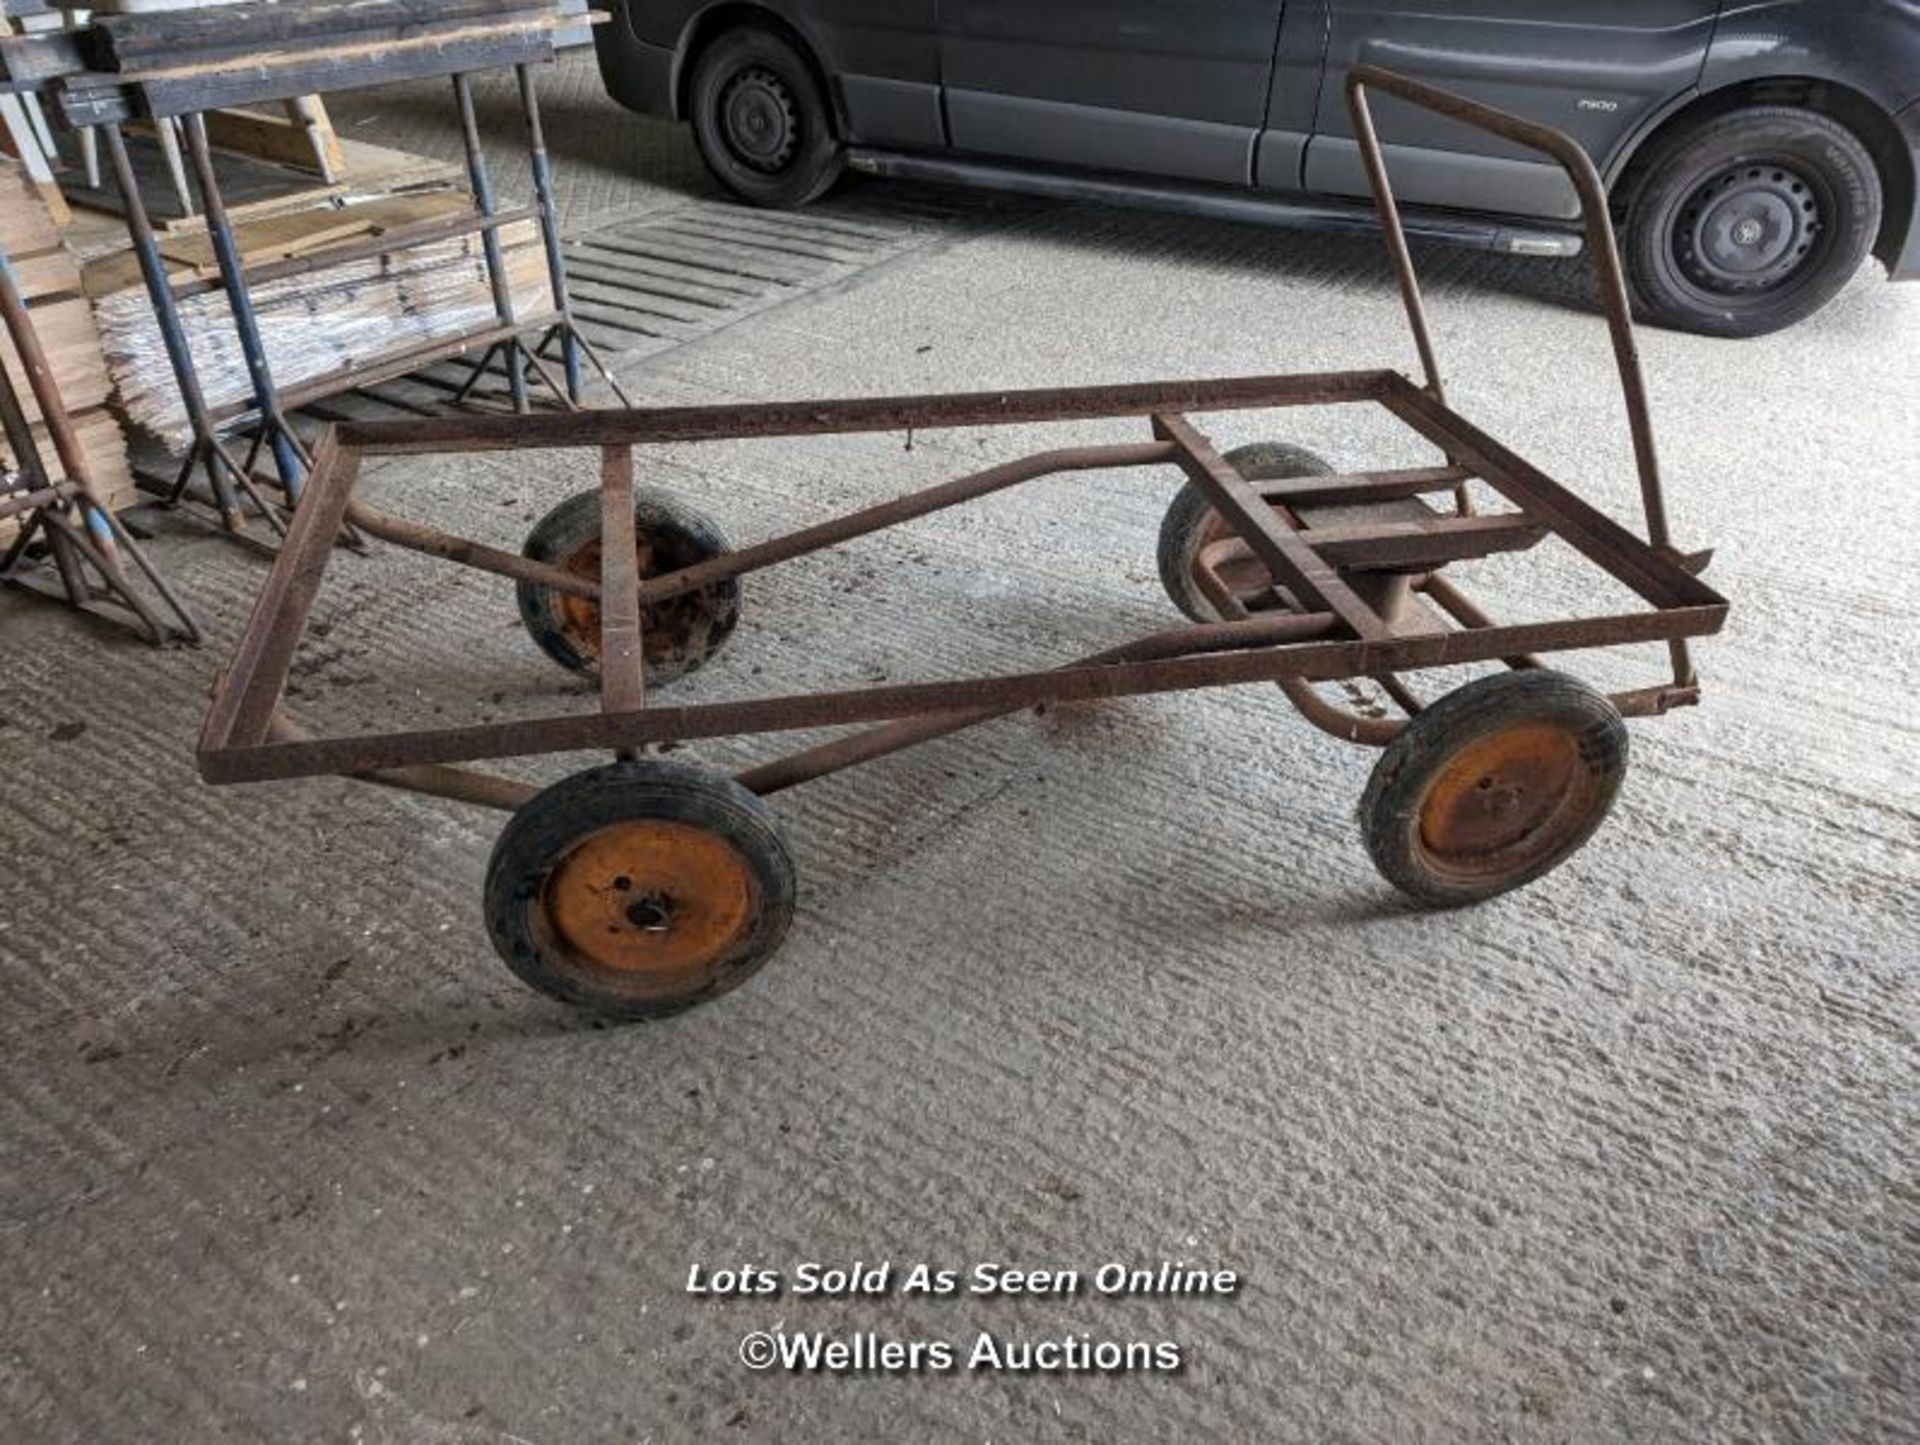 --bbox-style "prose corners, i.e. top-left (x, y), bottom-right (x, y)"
top-left (4, 52), bottom-right (1917, 1444)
